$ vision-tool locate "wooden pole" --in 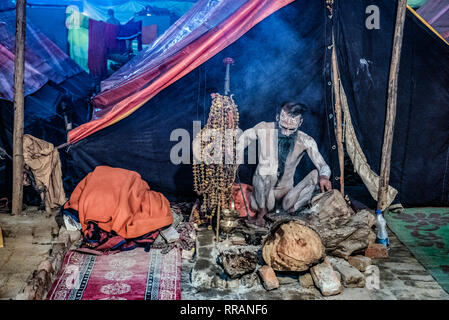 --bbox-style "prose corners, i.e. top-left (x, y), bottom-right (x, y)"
top-left (331, 32), bottom-right (344, 195)
top-left (377, 0), bottom-right (407, 212)
top-left (11, 0), bottom-right (27, 215)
